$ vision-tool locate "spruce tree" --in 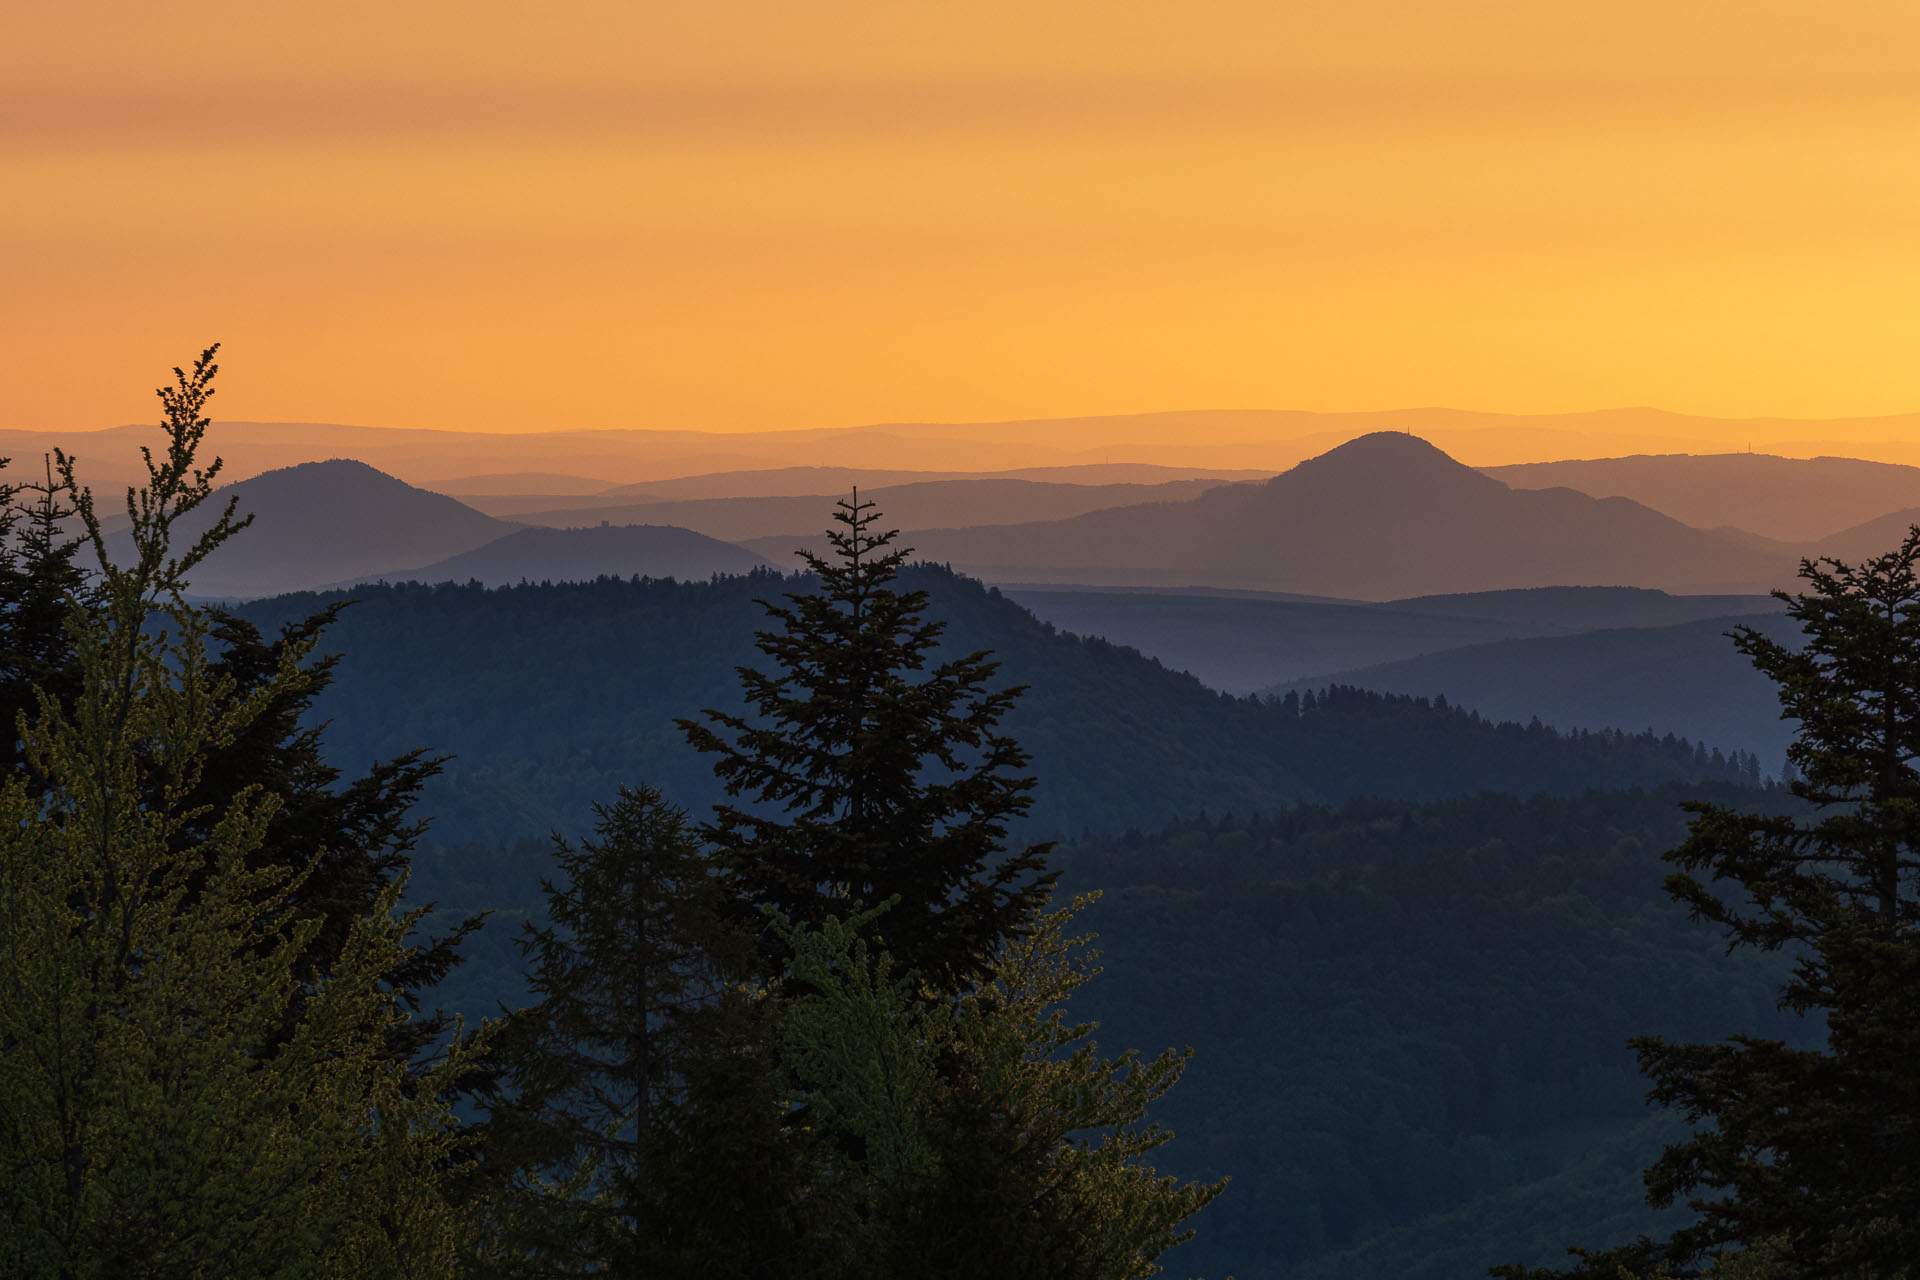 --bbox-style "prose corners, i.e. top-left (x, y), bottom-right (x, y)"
top-left (0, 453), bottom-right (88, 774)
top-left (496, 497), bottom-right (1214, 1277)
top-left (1498, 530), bottom-right (1920, 1279)
top-left (680, 492), bottom-right (1053, 992)
top-left (482, 784), bottom-right (746, 1274)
